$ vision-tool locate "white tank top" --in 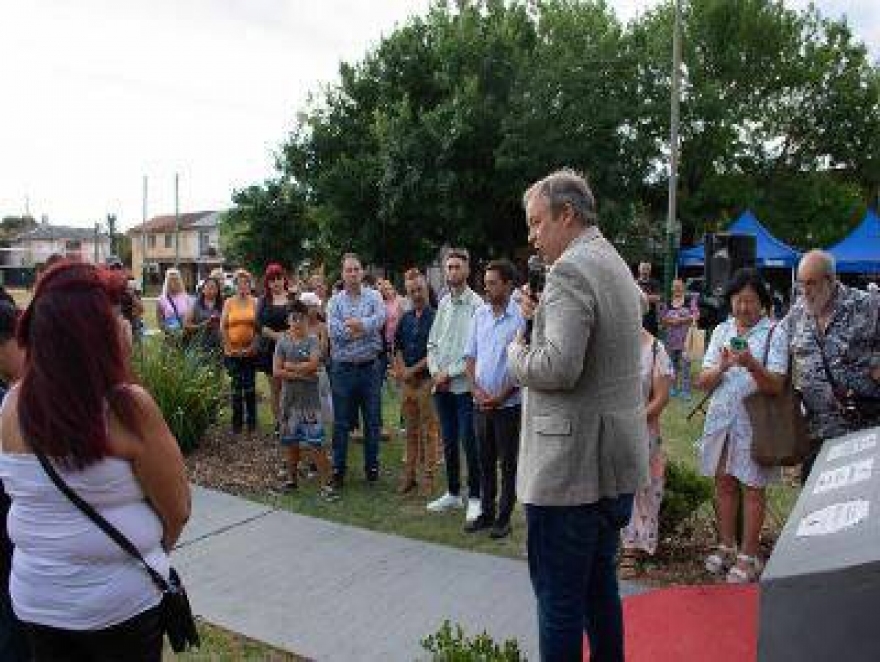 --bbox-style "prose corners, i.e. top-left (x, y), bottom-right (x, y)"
top-left (0, 441), bottom-right (168, 629)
